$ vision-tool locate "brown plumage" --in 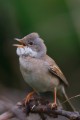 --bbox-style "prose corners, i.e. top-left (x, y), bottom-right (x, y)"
top-left (14, 32), bottom-right (75, 111)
